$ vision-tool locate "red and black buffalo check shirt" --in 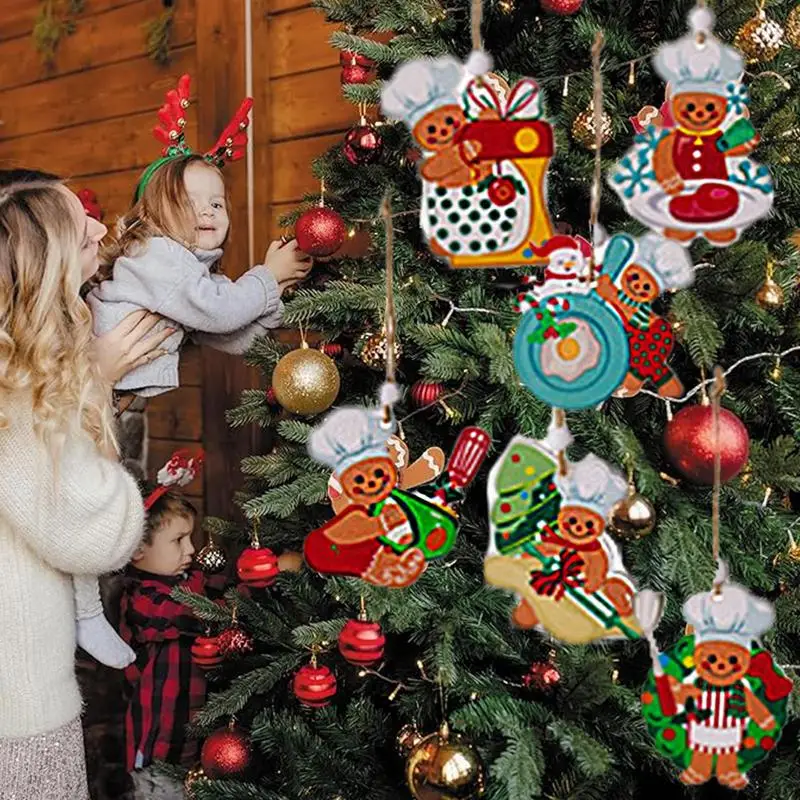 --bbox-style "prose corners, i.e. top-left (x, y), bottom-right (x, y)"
top-left (119, 566), bottom-right (226, 771)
